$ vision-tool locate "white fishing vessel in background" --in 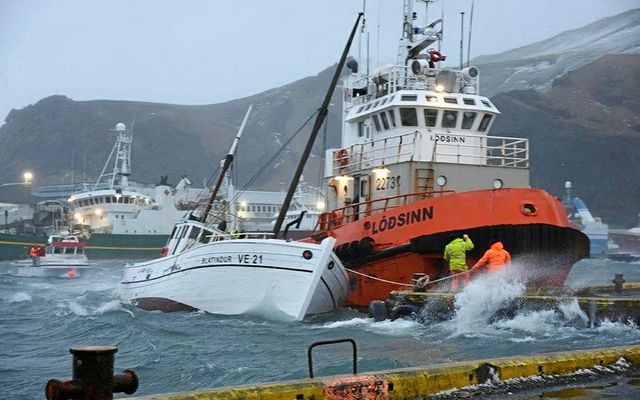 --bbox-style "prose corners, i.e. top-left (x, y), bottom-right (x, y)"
top-left (14, 235), bottom-right (89, 278)
top-left (120, 105), bottom-right (350, 320)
